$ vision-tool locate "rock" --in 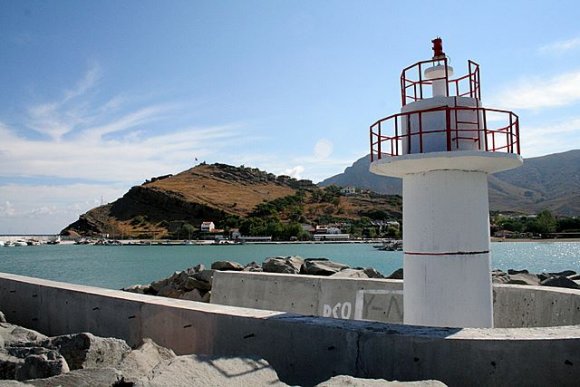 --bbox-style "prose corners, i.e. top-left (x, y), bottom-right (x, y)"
top-left (331, 268), bottom-right (369, 278)
top-left (118, 338), bottom-right (176, 382)
top-left (0, 352), bottom-right (24, 379)
top-left (185, 263), bottom-right (205, 275)
top-left (157, 285), bottom-right (182, 298)
top-left (0, 325), bottom-right (48, 347)
top-left (492, 270), bottom-right (510, 284)
top-left (568, 273), bottom-right (580, 281)
top-left (363, 267), bottom-right (384, 278)
top-left (193, 269), bottom-right (215, 285)
top-left (508, 269), bottom-right (529, 275)
top-left (149, 277), bottom-right (171, 293)
top-left (178, 289), bottom-right (205, 302)
top-left (549, 270), bottom-right (576, 277)
top-left (122, 284), bottom-right (150, 294)
top-left (387, 268), bottom-right (404, 280)
top-left (15, 352), bottom-right (69, 381)
top-left (211, 261), bottom-right (244, 271)
top-left (263, 256), bottom-right (304, 274)
top-left (43, 332), bottom-right (131, 370)
top-left (317, 375), bottom-right (446, 386)
top-left (25, 367), bottom-right (123, 387)
top-left (183, 277), bottom-right (212, 291)
top-left (172, 271), bottom-right (190, 288)
top-left (135, 354), bottom-right (287, 386)
top-left (540, 276), bottom-right (580, 290)
top-left (243, 261), bottom-right (263, 272)
top-left (0, 311), bottom-right (7, 323)
top-left (301, 258), bottom-right (349, 276)
top-left (507, 273), bottom-right (541, 286)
